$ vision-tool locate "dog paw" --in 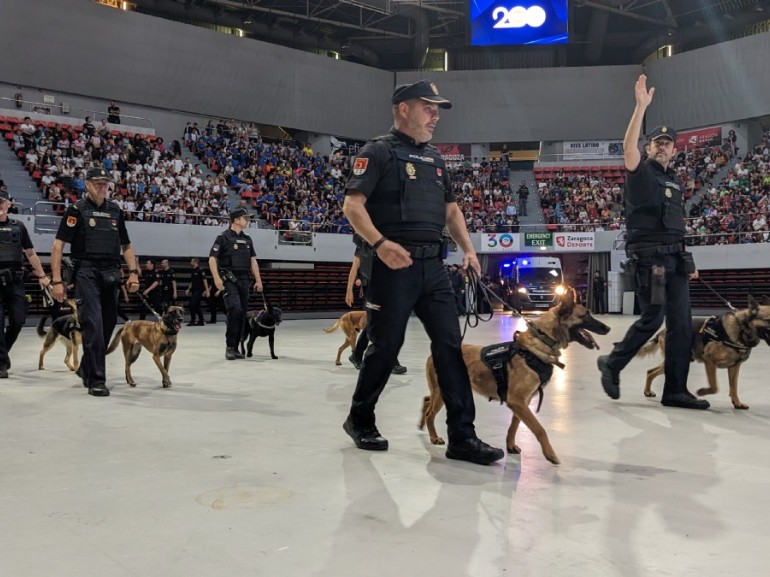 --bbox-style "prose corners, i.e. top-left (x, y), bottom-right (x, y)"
top-left (163, 382), bottom-right (172, 389)
top-left (696, 387), bottom-right (715, 397)
top-left (507, 444), bottom-right (521, 454)
top-left (128, 382), bottom-right (137, 387)
top-left (430, 436), bottom-right (445, 445)
top-left (335, 361), bottom-right (342, 366)
top-left (733, 402), bottom-right (749, 410)
top-left (644, 391), bottom-right (656, 398)
top-left (546, 454), bottom-right (561, 465)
